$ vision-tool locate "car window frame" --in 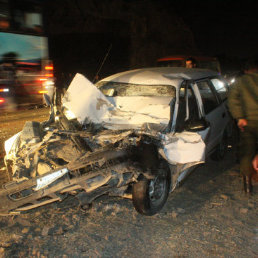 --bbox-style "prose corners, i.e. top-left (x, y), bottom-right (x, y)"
top-left (208, 76), bottom-right (229, 103)
top-left (174, 80), bottom-right (206, 132)
top-left (195, 78), bottom-right (221, 114)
